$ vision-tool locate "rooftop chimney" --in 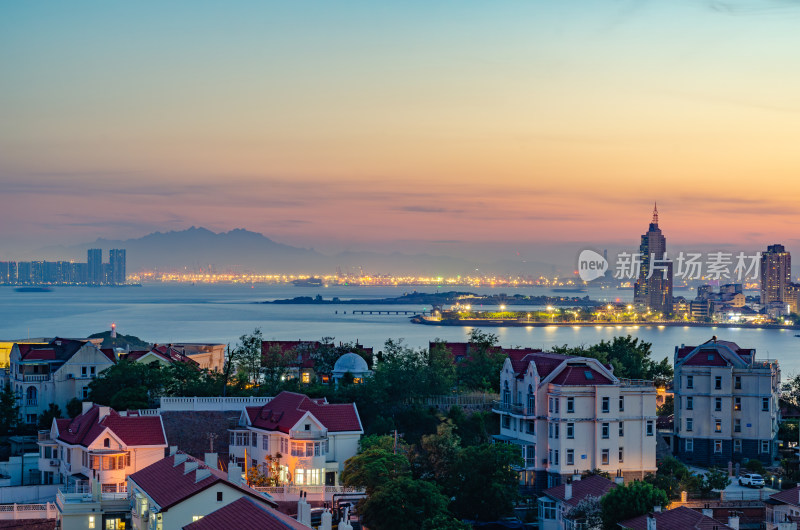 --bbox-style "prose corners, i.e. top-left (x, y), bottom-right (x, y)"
top-left (702, 508), bottom-right (713, 518)
top-left (204, 453), bottom-right (218, 470)
top-left (646, 513), bottom-right (656, 530)
top-left (195, 467), bottom-right (211, 483)
top-left (564, 482), bottom-right (573, 500)
top-left (183, 461), bottom-right (199, 474)
top-left (572, 473), bottom-right (581, 482)
top-left (173, 453), bottom-right (188, 466)
top-left (98, 406), bottom-right (111, 421)
top-left (728, 515), bottom-right (740, 530)
top-left (169, 446), bottom-right (178, 457)
top-left (653, 506), bottom-right (661, 512)
top-left (82, 401), bottom-right (94, 415)
top-left (228, 462), bottom-right (242, 485)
